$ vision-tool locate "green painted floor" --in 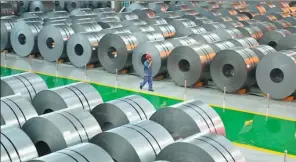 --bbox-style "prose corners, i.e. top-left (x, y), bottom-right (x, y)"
top-left (1, 67), bottom-right (296, 156)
